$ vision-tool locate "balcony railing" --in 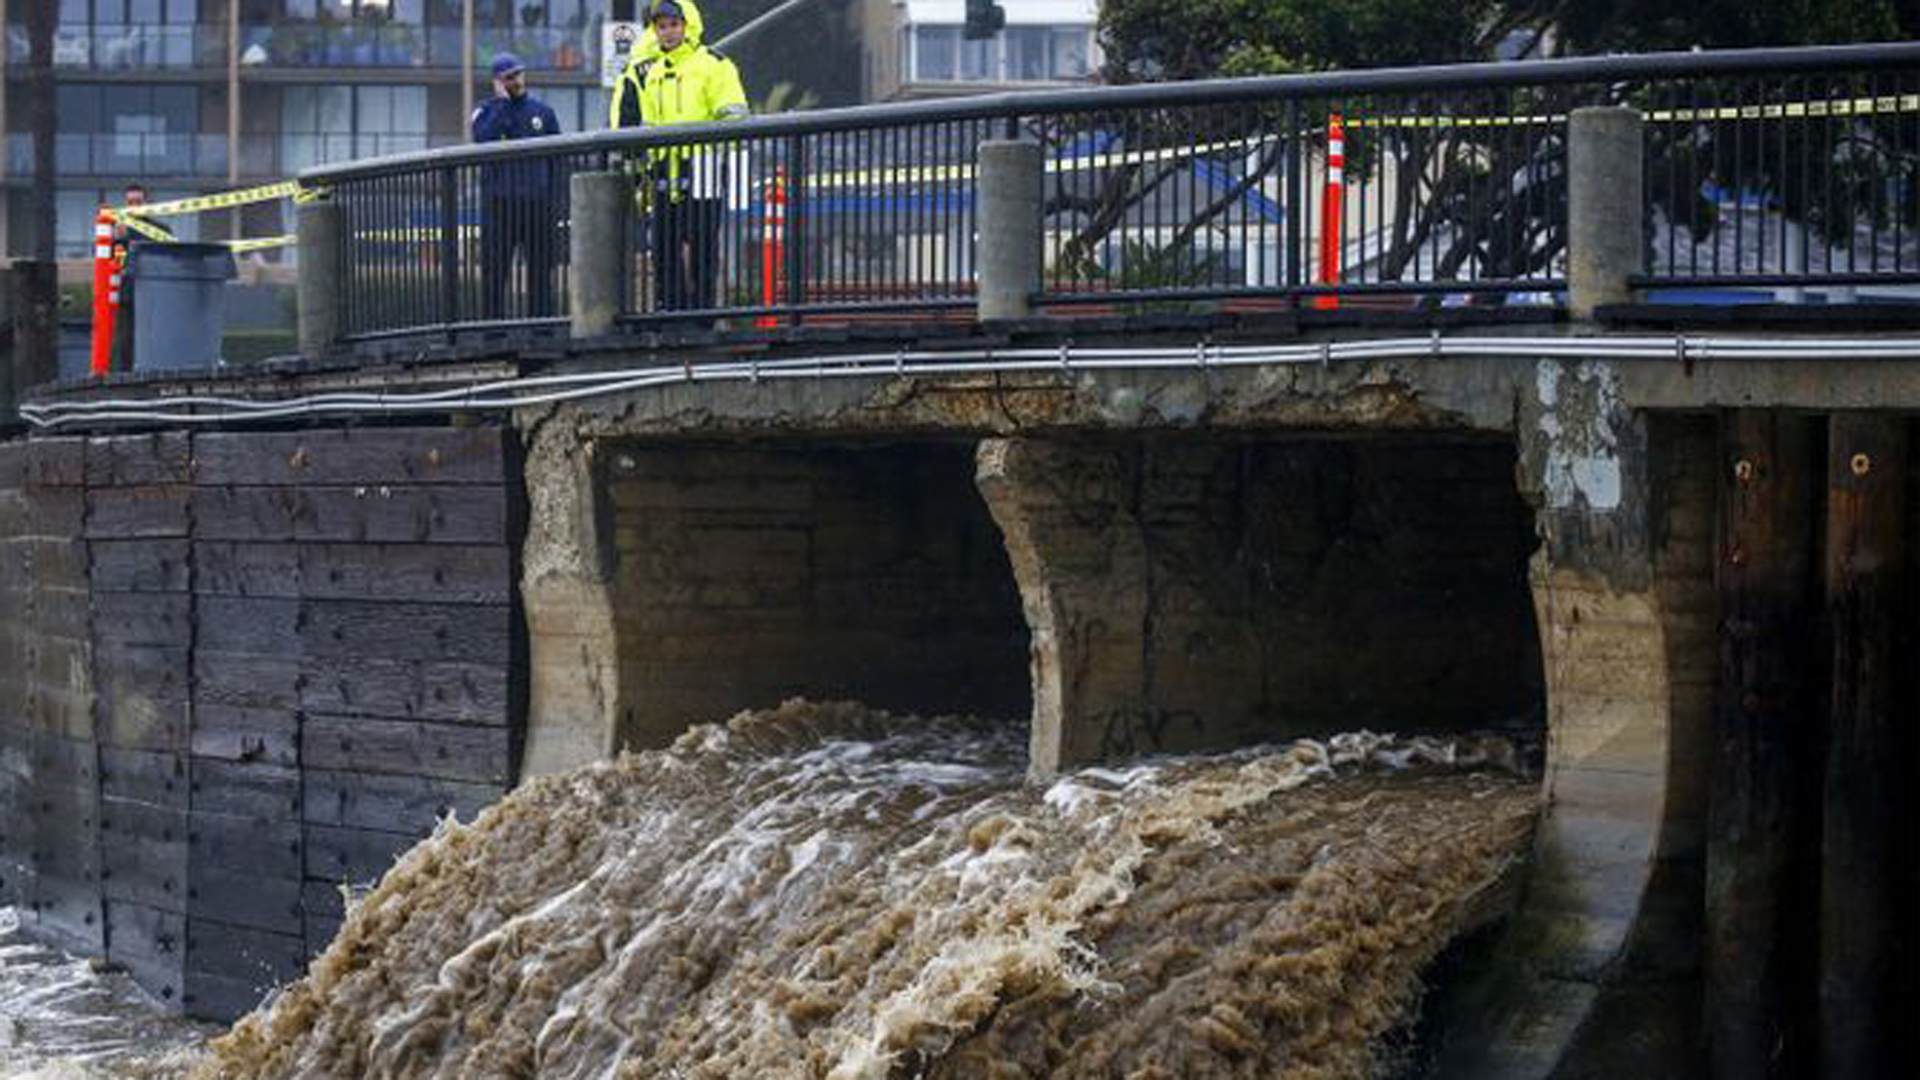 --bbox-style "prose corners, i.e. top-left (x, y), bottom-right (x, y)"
top-left (300, 43), bottom-right (1920, 343)
top-left (6, 21), bottom-right (599, 74)
top-left (8, 24), bottom-right (227, 71)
